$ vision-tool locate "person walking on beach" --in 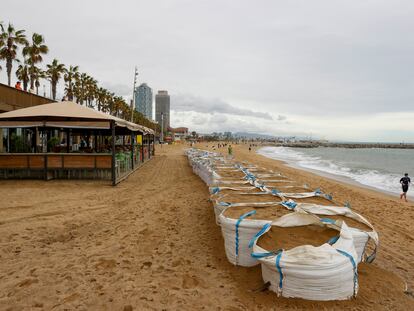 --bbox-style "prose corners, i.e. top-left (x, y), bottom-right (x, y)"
top-left (228, 144), bottom-right (233, 156)
top-left (400, 173), bottom-right (411, 202)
